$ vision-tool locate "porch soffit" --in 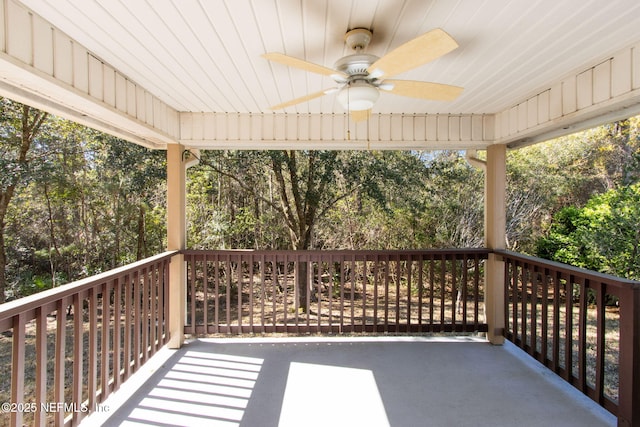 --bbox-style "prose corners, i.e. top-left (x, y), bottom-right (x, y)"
top-left (0, 0), bottom-right (639, 151)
